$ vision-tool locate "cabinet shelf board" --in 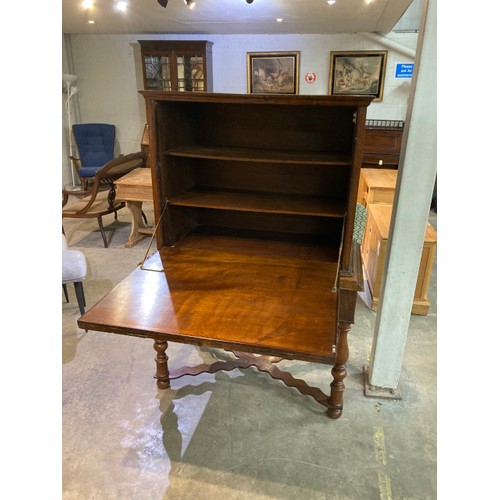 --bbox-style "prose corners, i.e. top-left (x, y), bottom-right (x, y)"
top-left (168, 189), bottom-right (346, 218)
top-left (166, 146), bottom-right (351, 166)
